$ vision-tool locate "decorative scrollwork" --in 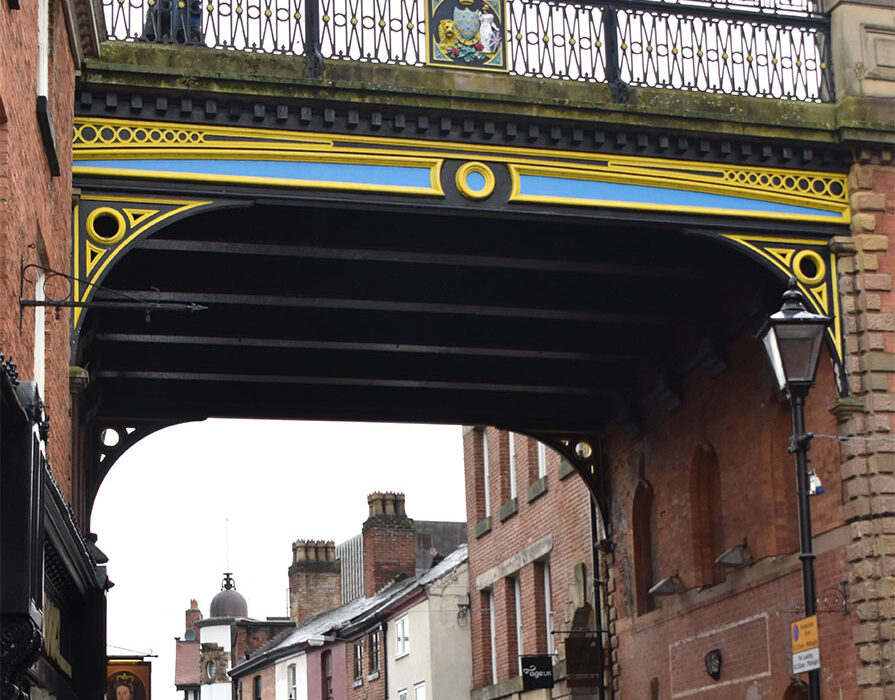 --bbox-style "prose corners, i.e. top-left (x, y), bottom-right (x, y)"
top-left (100, 0), bottom-right (833, 101)
top-left (0, 352), bottom-right (19, 387)
top-left (0, 616), bottom-right (43, 700)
